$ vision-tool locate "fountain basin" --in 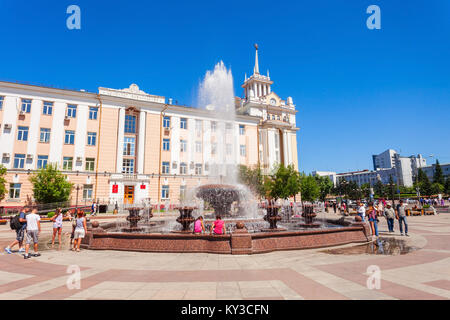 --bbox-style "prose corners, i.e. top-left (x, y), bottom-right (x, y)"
top-left (81, 218), bottom-right (372, 254)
